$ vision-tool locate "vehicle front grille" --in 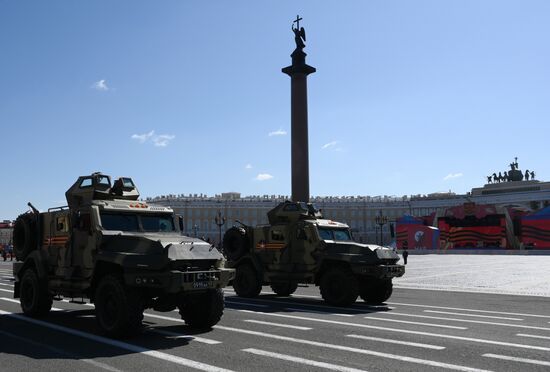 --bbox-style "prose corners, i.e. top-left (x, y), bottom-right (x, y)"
top-left (171, 259), bottom-right (217, 272)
